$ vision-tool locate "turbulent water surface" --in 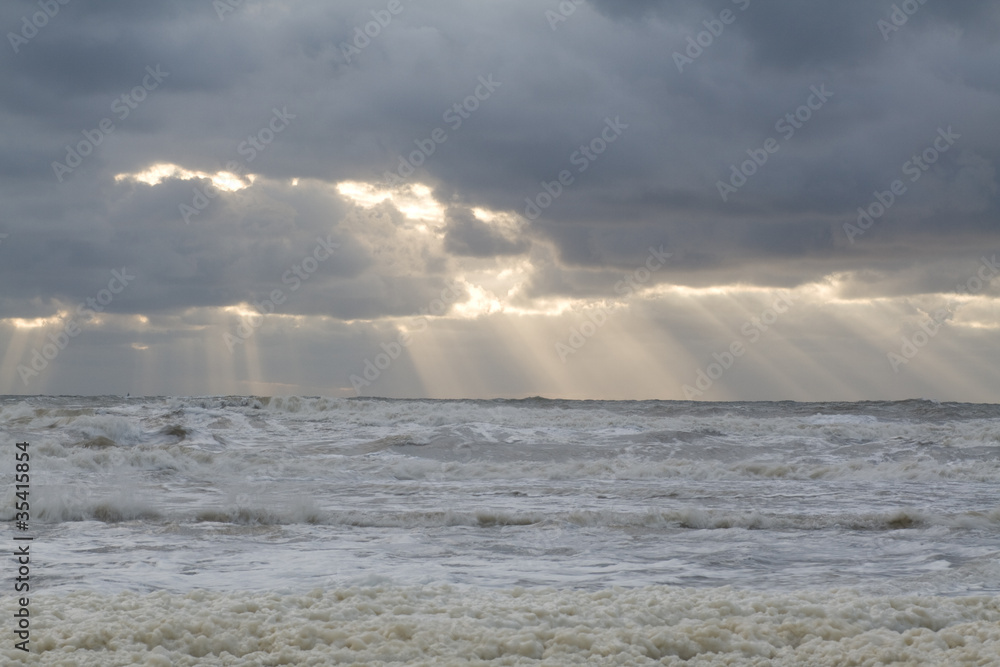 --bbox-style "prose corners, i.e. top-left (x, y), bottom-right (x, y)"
top-left (2, 396), bottom-right (999, 665)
